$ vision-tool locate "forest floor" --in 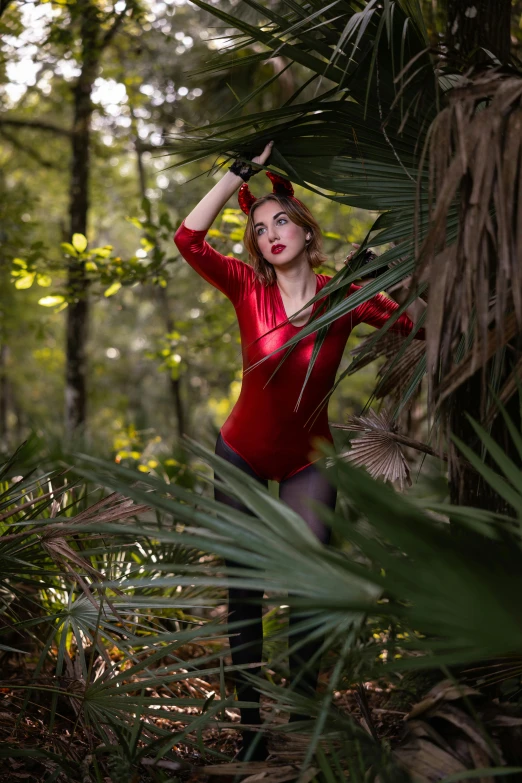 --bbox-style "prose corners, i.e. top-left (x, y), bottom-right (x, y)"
top-left (0, 637), bottom-right (416, 783)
